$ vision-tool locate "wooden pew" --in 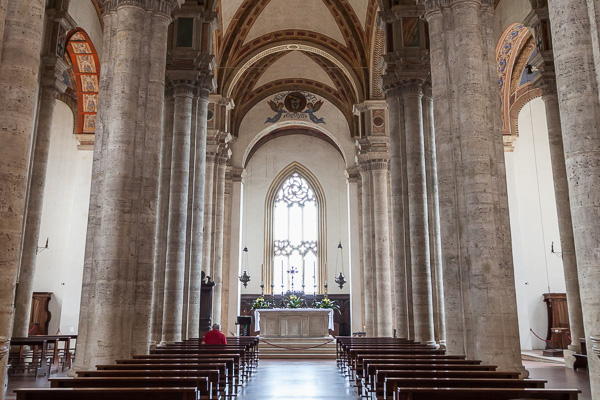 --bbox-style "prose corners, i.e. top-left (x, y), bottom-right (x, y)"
top-left (383, 378), bottom-right (546, 400)
top-left (50, 376), bottom-right (213, 400)
top-left (364, 363), bottom-right (499, 396)
top-left (395, 387), bottom-right (580, 400)
top-left (95, 363), bottom-right (230, 396)
top-left (14, 387), bottom-right (197, 400)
